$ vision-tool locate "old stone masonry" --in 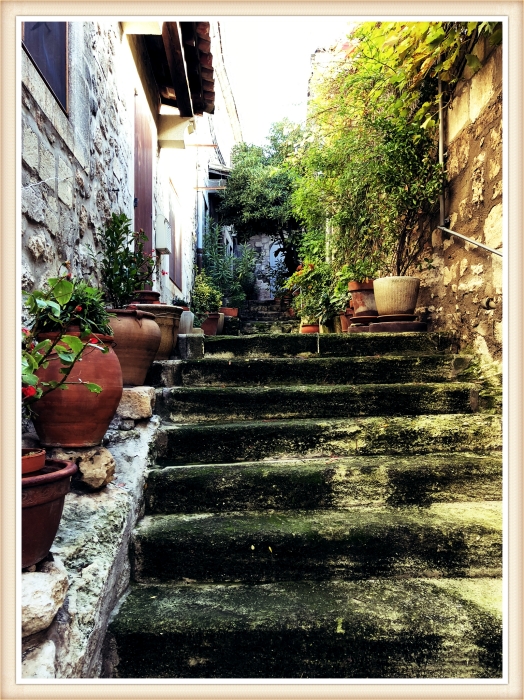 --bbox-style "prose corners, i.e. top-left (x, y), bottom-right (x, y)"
top-left (105, 331), bottom-right (502, 679)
